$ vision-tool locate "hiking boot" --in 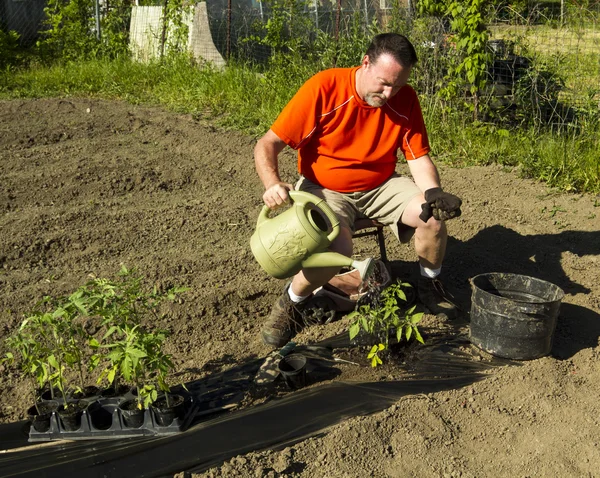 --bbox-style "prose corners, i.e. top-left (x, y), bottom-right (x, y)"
top-left (261, 285), bottom-right (311, 347)
top-left (417, 276), bottom-right (458, 320)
